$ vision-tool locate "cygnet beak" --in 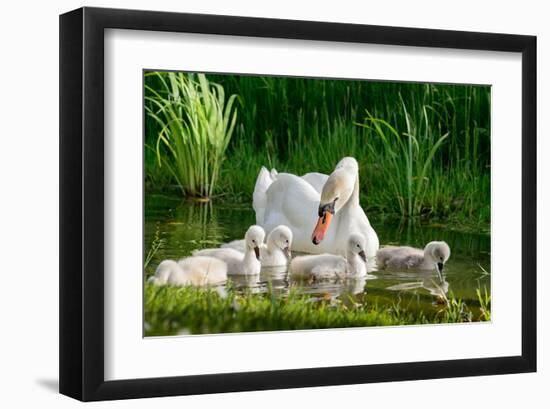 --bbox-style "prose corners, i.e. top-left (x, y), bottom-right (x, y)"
top-left (283, 246), bottom-right (291, 260)
top-left (436, 262), bottom-right (444, 282)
